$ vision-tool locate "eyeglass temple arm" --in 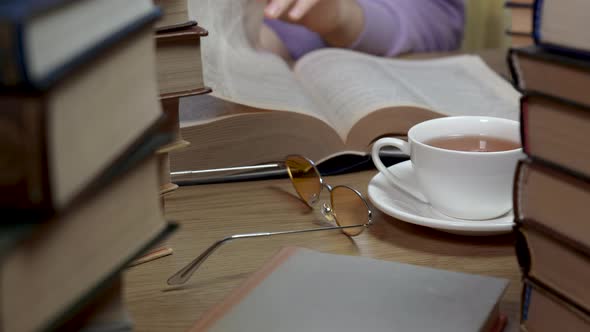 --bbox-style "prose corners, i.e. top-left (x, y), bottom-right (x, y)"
top-left (170, 163), bottom-right (284, 177)
top-left (166, 223), bottom-right (367, 286)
